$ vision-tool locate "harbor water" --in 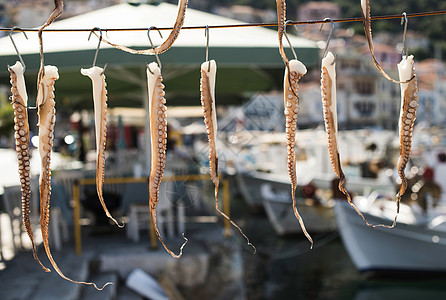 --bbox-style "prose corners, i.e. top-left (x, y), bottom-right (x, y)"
top-left (232, 197), bottom-right (446, 300)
